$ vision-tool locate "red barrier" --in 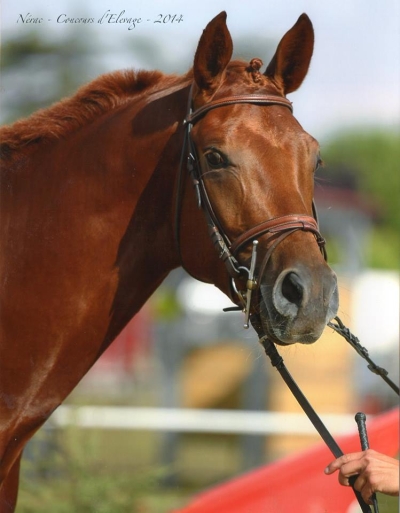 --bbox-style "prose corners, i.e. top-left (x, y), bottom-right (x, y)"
top-left (177, 408), bottom-right (399, 513)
